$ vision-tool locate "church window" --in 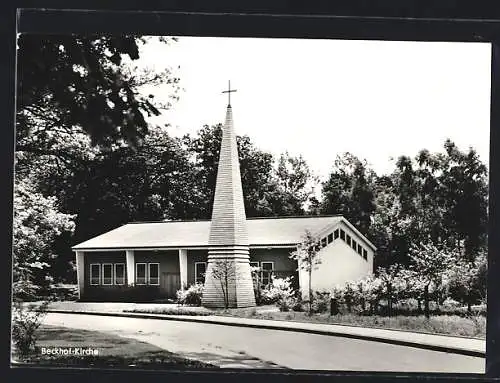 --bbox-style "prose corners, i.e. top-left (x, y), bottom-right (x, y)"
top-left (334, 229), bottom-right (339, 239)
top-left (114, 263), bottom-right (125, 285)
top-left (340, 229), bottom-right (345, 241)
top-left (148, 263), bottom-right (160, 285)
top-left (195, 262), bottom-right (207, 284)
top-left (351, 239), bottom-right (357, 251)
top-left (357, 244), bottom-right (362, 255)
top-left (136, 263), bottom-right (147, 285)
top-left (90, 264), bottom-right (101, 285)
top-left (346, 234), bottom-right (352, 246)
top-left (363, 249), bottom-right (368, 260)
top-left (327, 233), bottom-right (333, 243)
top-left (261, 262), bottom-right (274, 286)
top-left (102, 264), bottom-right (113, 285)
